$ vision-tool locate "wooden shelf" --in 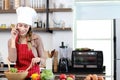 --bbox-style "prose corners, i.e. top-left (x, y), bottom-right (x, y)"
top-left (49, 8), bottom-right (72, 12)
top-left (49, 27), bottom-right (71, 31)
top-left (32, 28), bottom-right (46, 32)
top-left (0, 8), bottom-right (72, 13)
top-left (0, 28), bottom-right (11, 31)
top-left (0, 9), bottom-right (46, 13)
top-left (0, 9), bottom-right (15, 13)
top-left (34, 8), bottom-right (47, 12)
top-left (33, 27), bottom-right (72, 31)
top-left (0, 27), bottom-right (71, 32)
